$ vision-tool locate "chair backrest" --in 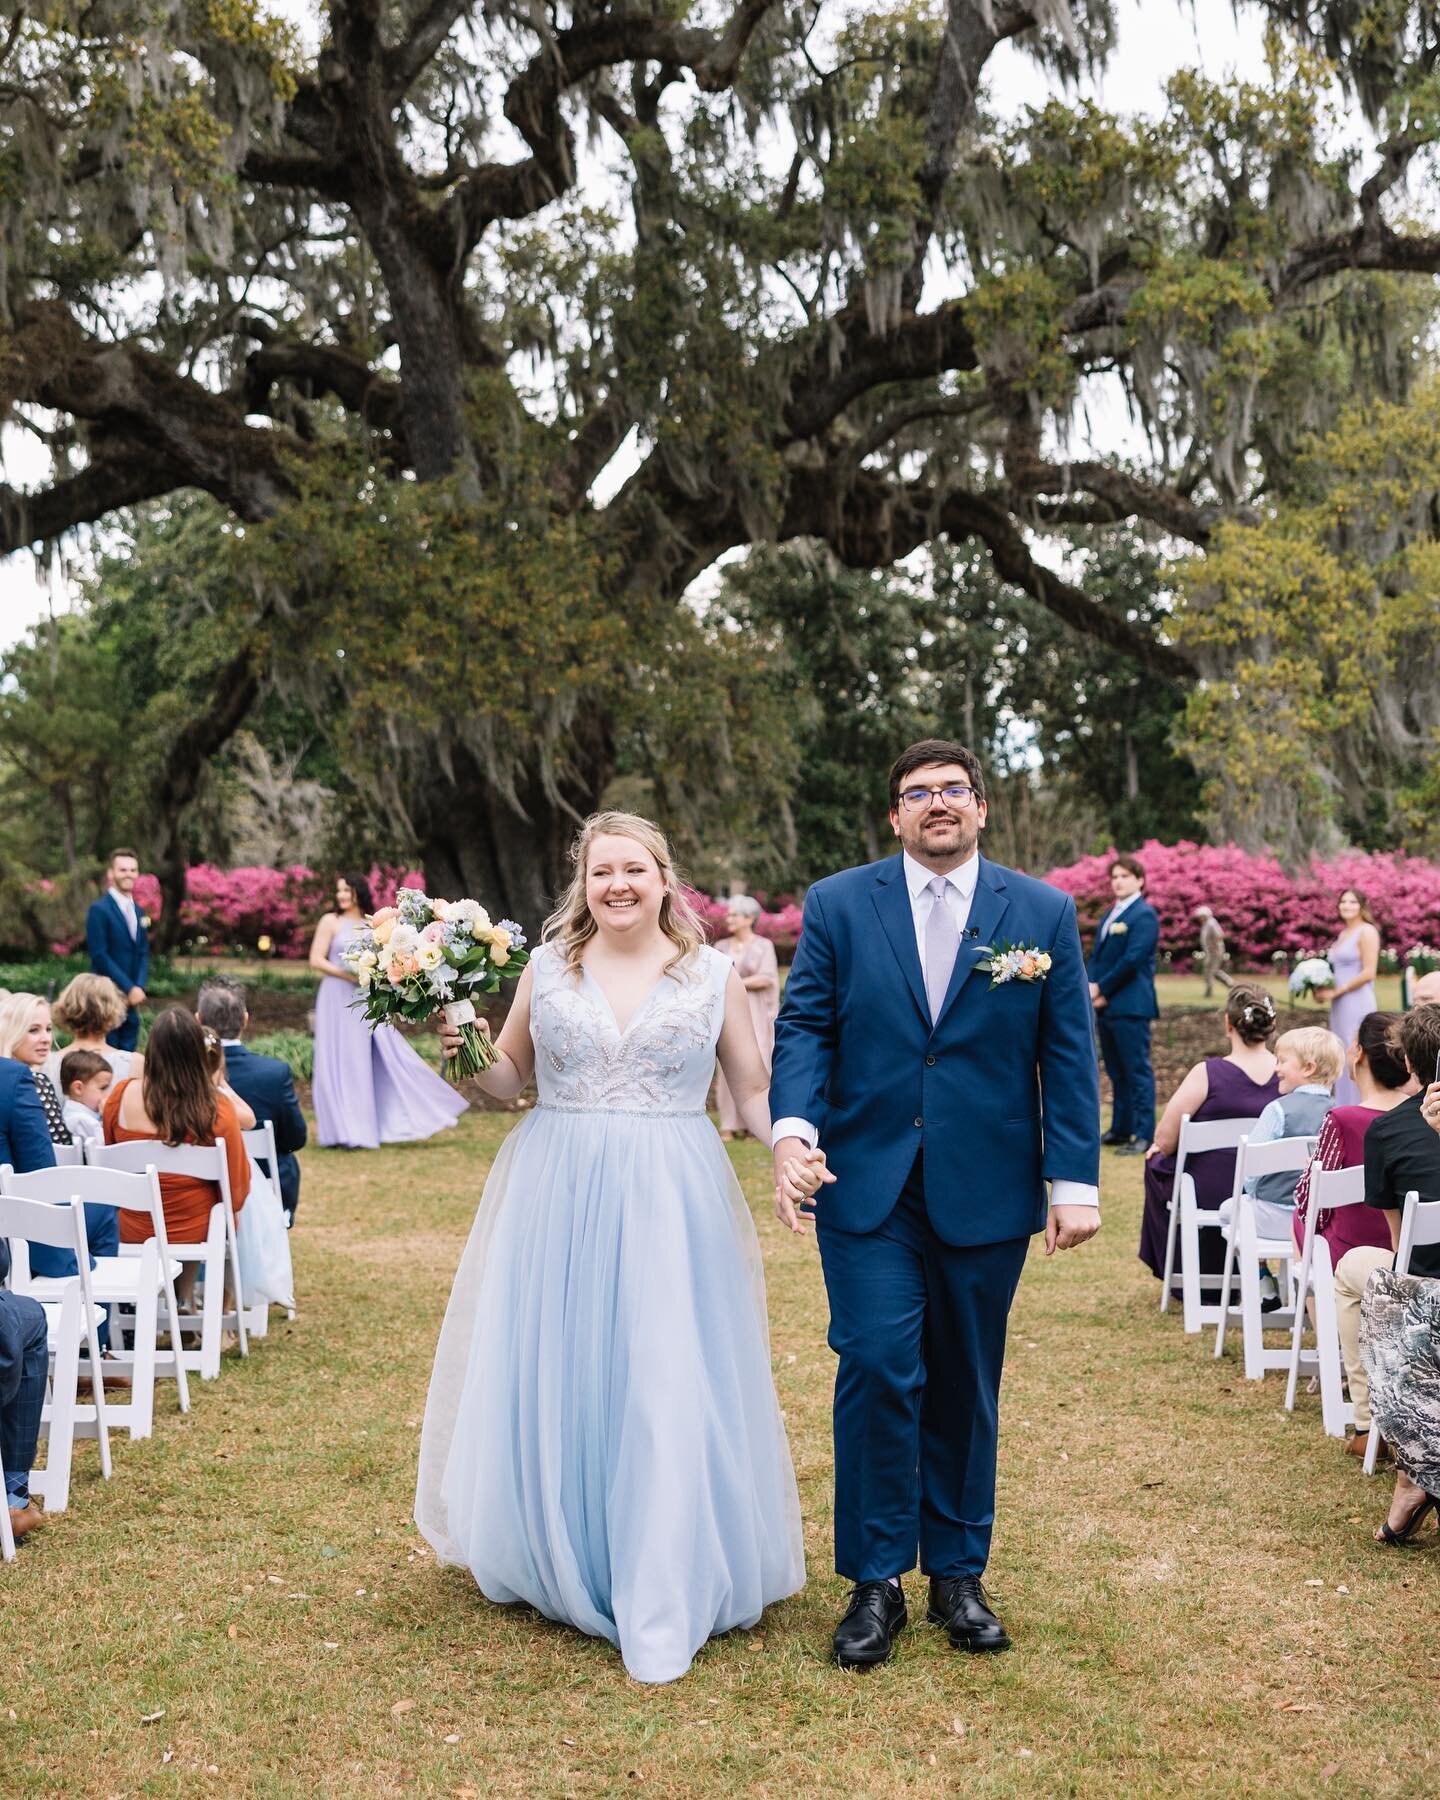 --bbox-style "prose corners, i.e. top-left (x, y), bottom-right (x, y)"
top-left (52, 1143), bottom-right (86, 1167)
top-left (1396, 1190), bottom-right (1440, 1274)
top-left (1174, 1113), bottom-right (1256, 1209)
top-left (1, 1161), bottom-right (163, 1221)
top-left (241, 1122), bottom-right (279, 1167)
top-left (0, 1176), bottom-right (92, 1256)
top-left (1307, 1161), bottom-right (1368, 1214)
top-left (1234, 1133), bottom-right (1317, 1195)
top-left (88, 1138), bottom-right (226, 1183)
